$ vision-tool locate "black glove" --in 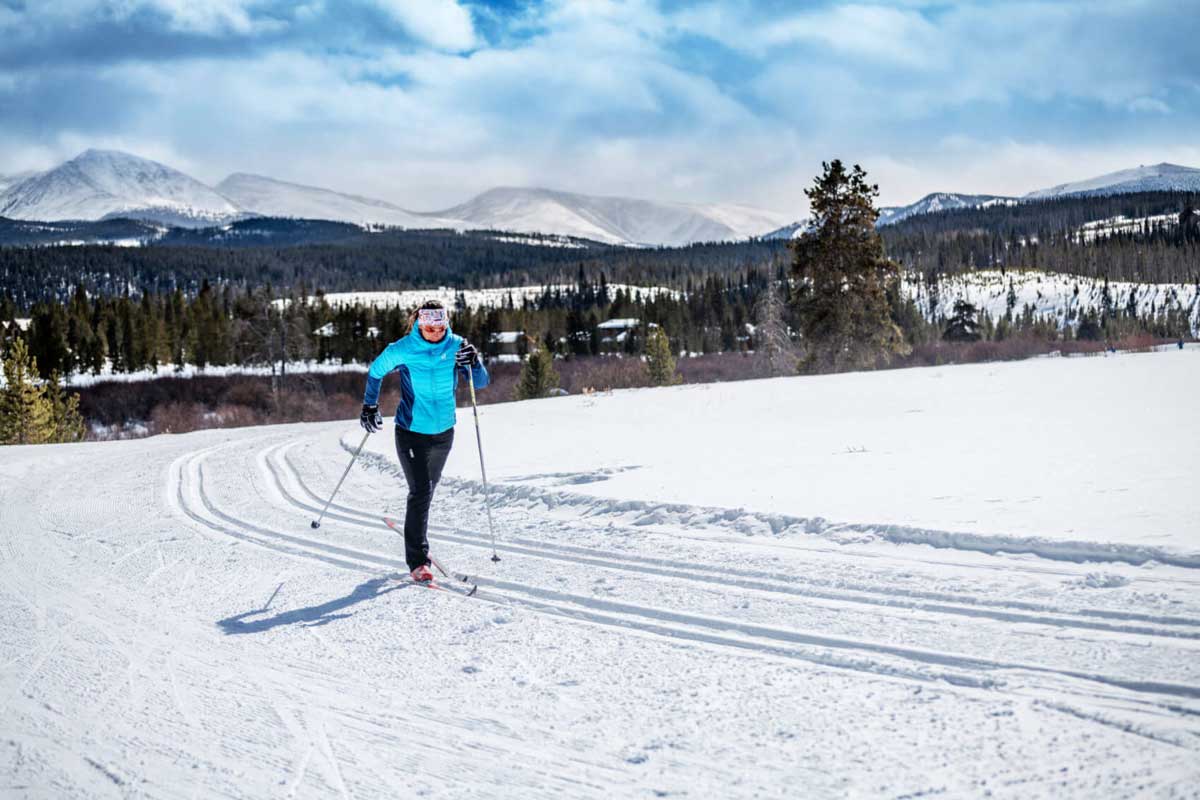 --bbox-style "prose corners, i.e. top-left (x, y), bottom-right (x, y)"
top-left (360, 404), bottom-right (383, 433)
top-left (455, 341), bottom-right (480, 368)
